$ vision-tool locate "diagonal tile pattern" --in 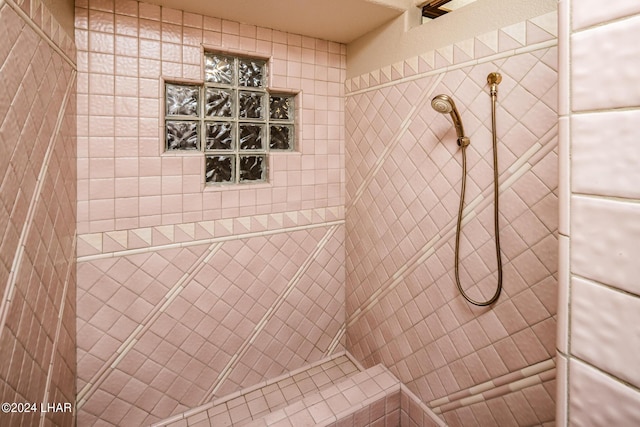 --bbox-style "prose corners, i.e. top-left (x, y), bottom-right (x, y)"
top-left (344, 27), bottom-right (558, 424)
top-left (214, 227), bottom-right (346, 399)
top-left (75, 1), bottom-right (348, 424)
top-left (77, 224), bottom-right (346, 425)
top-left (0, 0), bottom-right (77, 425)
top-left (154, 353), bottom-right (361, 426)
